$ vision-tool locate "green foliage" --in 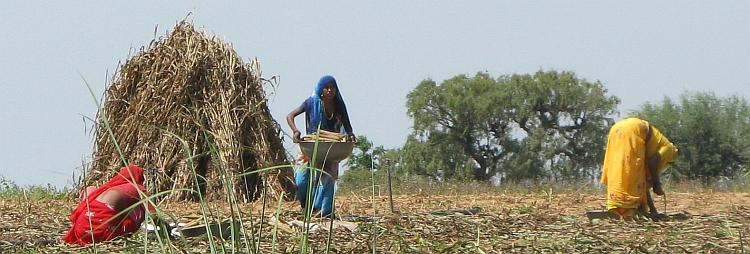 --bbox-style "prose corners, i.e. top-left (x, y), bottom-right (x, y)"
top-left (0, 176), bottom-right (67, 199)
top-left (405, 72), bottom-right (508, 181)
top-left (345, 135), bottom-right (386, 171)
top-left (403, 70), bottom-right (619, 183)
top-left (505, 71), bottom-right (619, 180)
top-left (398, 134), bottom-right (476, 181)
top-left (339, 168), bottom-right (382, 192)
top-left (341, 135), bottom-right (407, 197)
top-left (634, 91), bottom-right (750, 180)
